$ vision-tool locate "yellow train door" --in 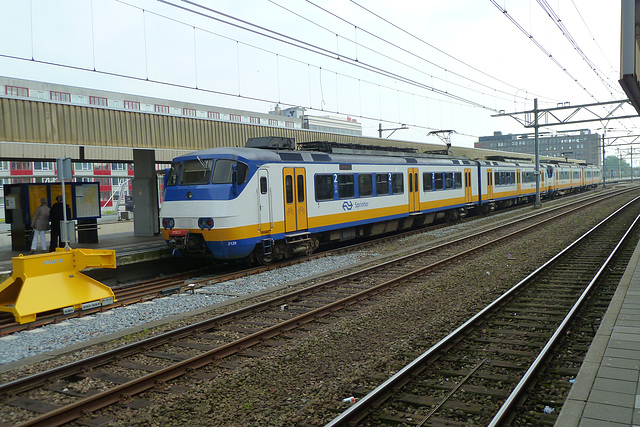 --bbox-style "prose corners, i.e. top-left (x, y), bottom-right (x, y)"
top-left (283, 167), bottom-right (308, 233)
top-left (464, 168), bottom-right (472, 203)
top-left (408, 168), bottom-right (420, 213)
